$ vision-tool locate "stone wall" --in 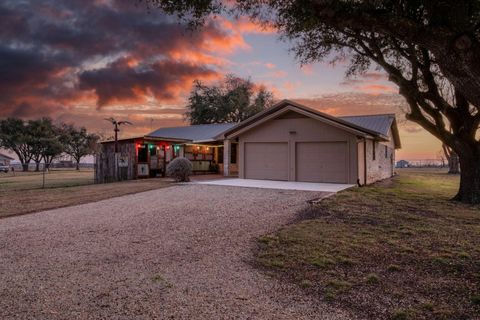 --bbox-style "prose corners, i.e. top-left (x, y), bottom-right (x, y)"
top-left (365, 130), bottom-right (395, 184)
